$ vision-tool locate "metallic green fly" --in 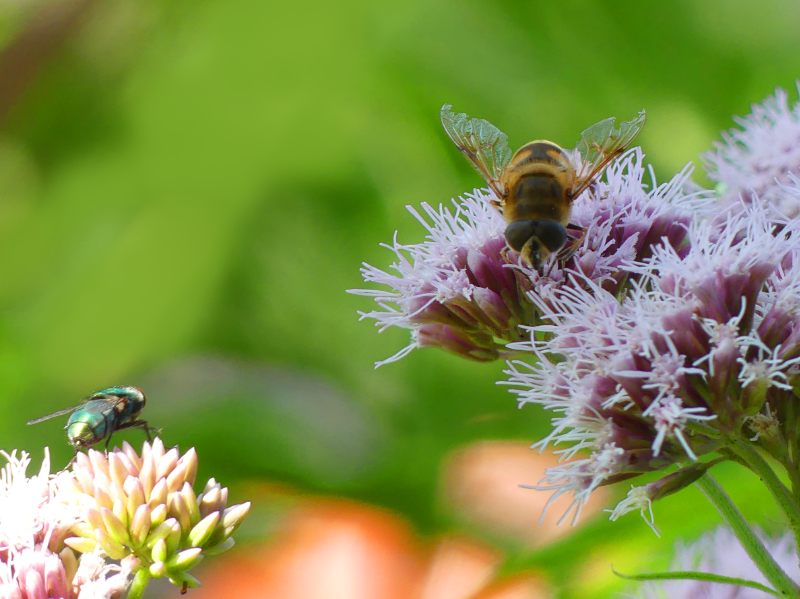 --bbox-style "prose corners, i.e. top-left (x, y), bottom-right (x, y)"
top-left (27, 386), bottom-right (161, 451)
